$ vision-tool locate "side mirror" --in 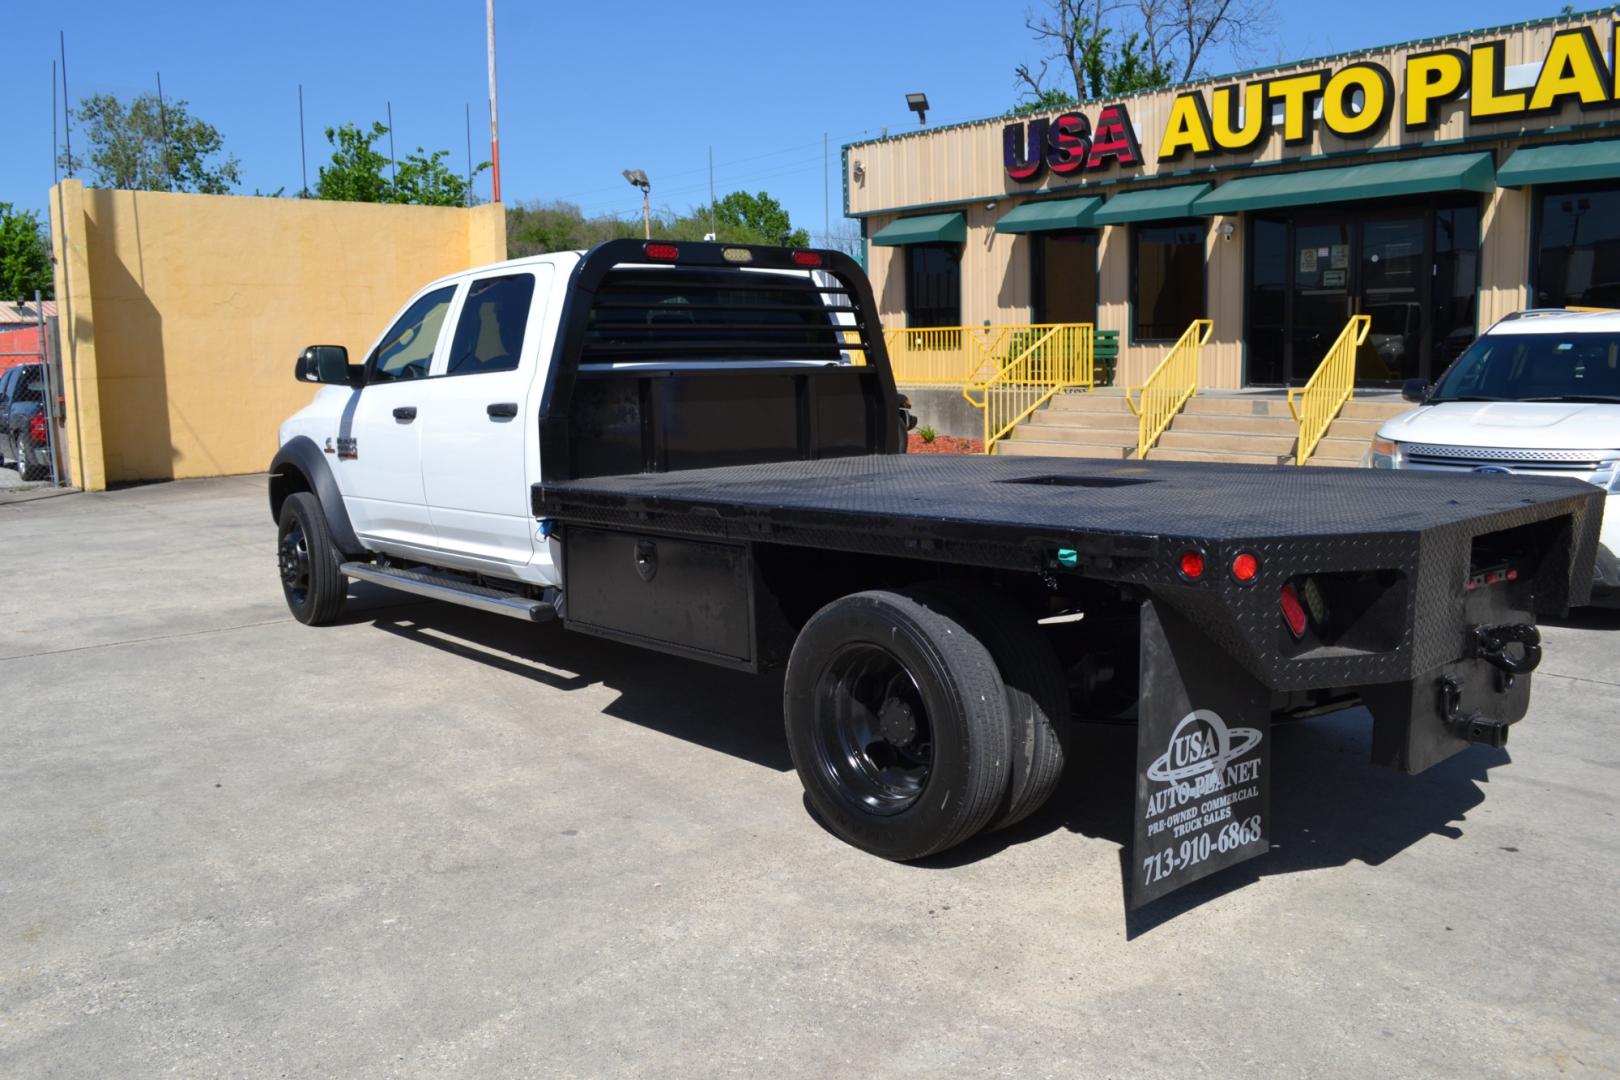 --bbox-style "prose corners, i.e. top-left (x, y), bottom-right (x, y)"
top-left (1401, 378), bottom-right (1430, 404)
top-left (296, 345), bottom-right (353, 385)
